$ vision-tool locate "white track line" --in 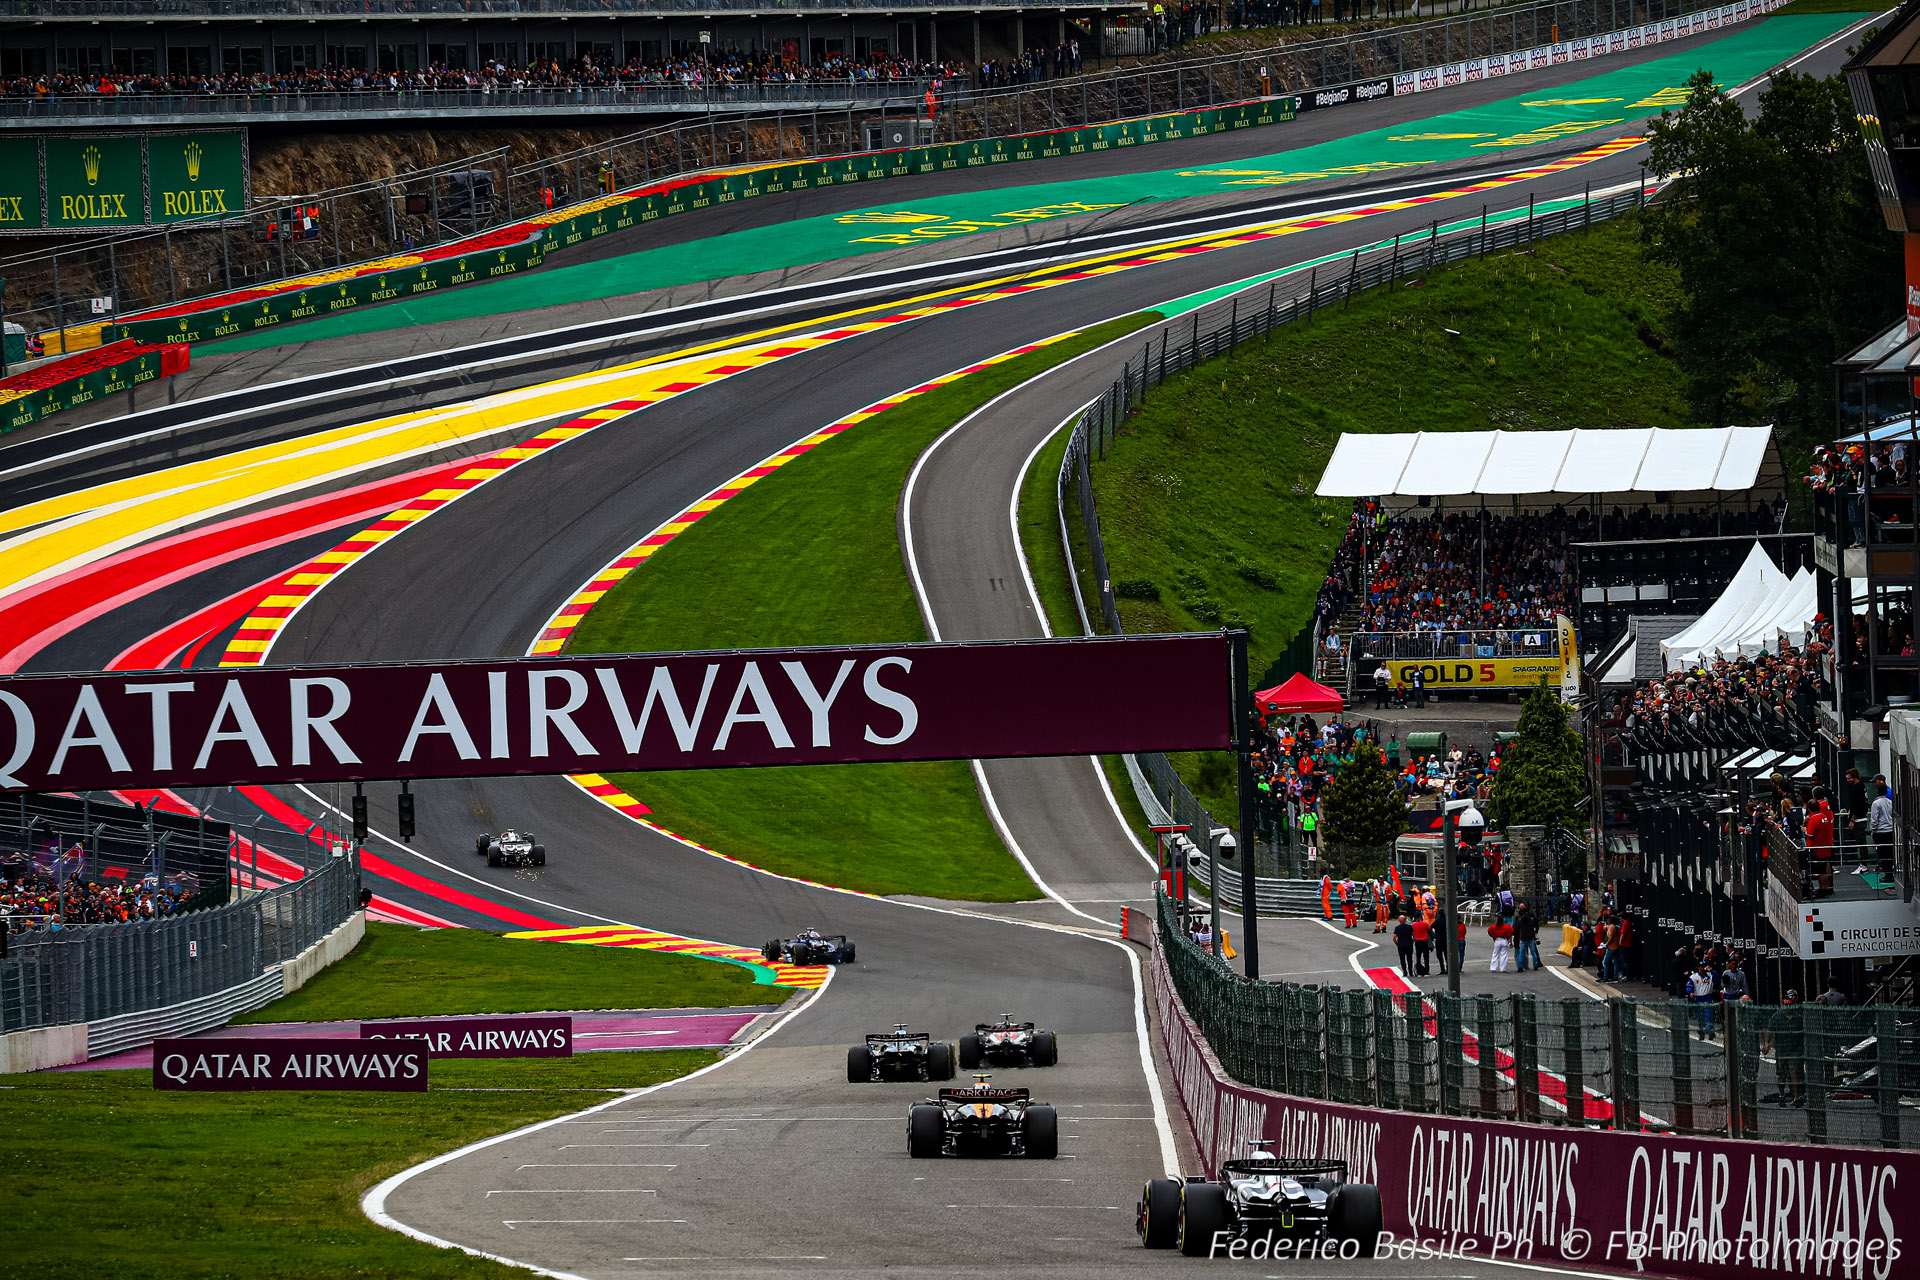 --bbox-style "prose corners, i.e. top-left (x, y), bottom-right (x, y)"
top-left (360, 965), bottom-right (834, 1280)
top-left (900, 325), bottom-right (1185, 1178)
